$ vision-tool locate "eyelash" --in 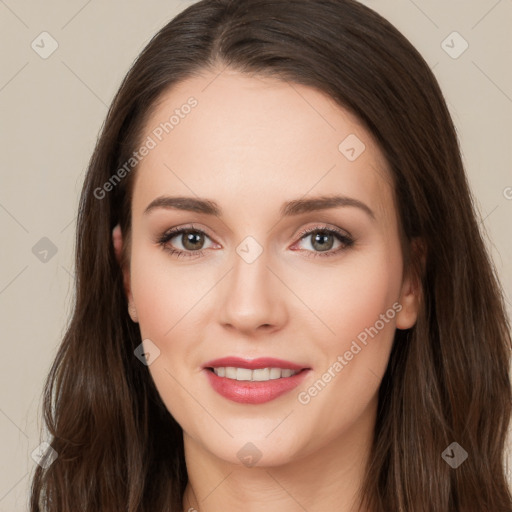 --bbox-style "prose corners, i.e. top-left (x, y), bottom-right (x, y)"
top-left (156, 224), bottom-right (354, 260)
